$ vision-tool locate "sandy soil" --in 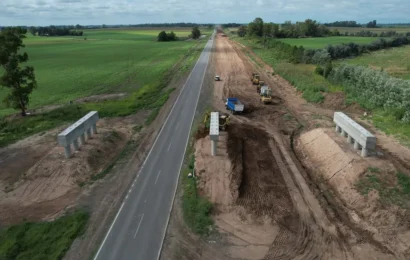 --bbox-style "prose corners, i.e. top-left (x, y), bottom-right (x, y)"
top-left (0, 114), bottom-right (147, 226)
top-left (161, 29), bottom-right (410, 260)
